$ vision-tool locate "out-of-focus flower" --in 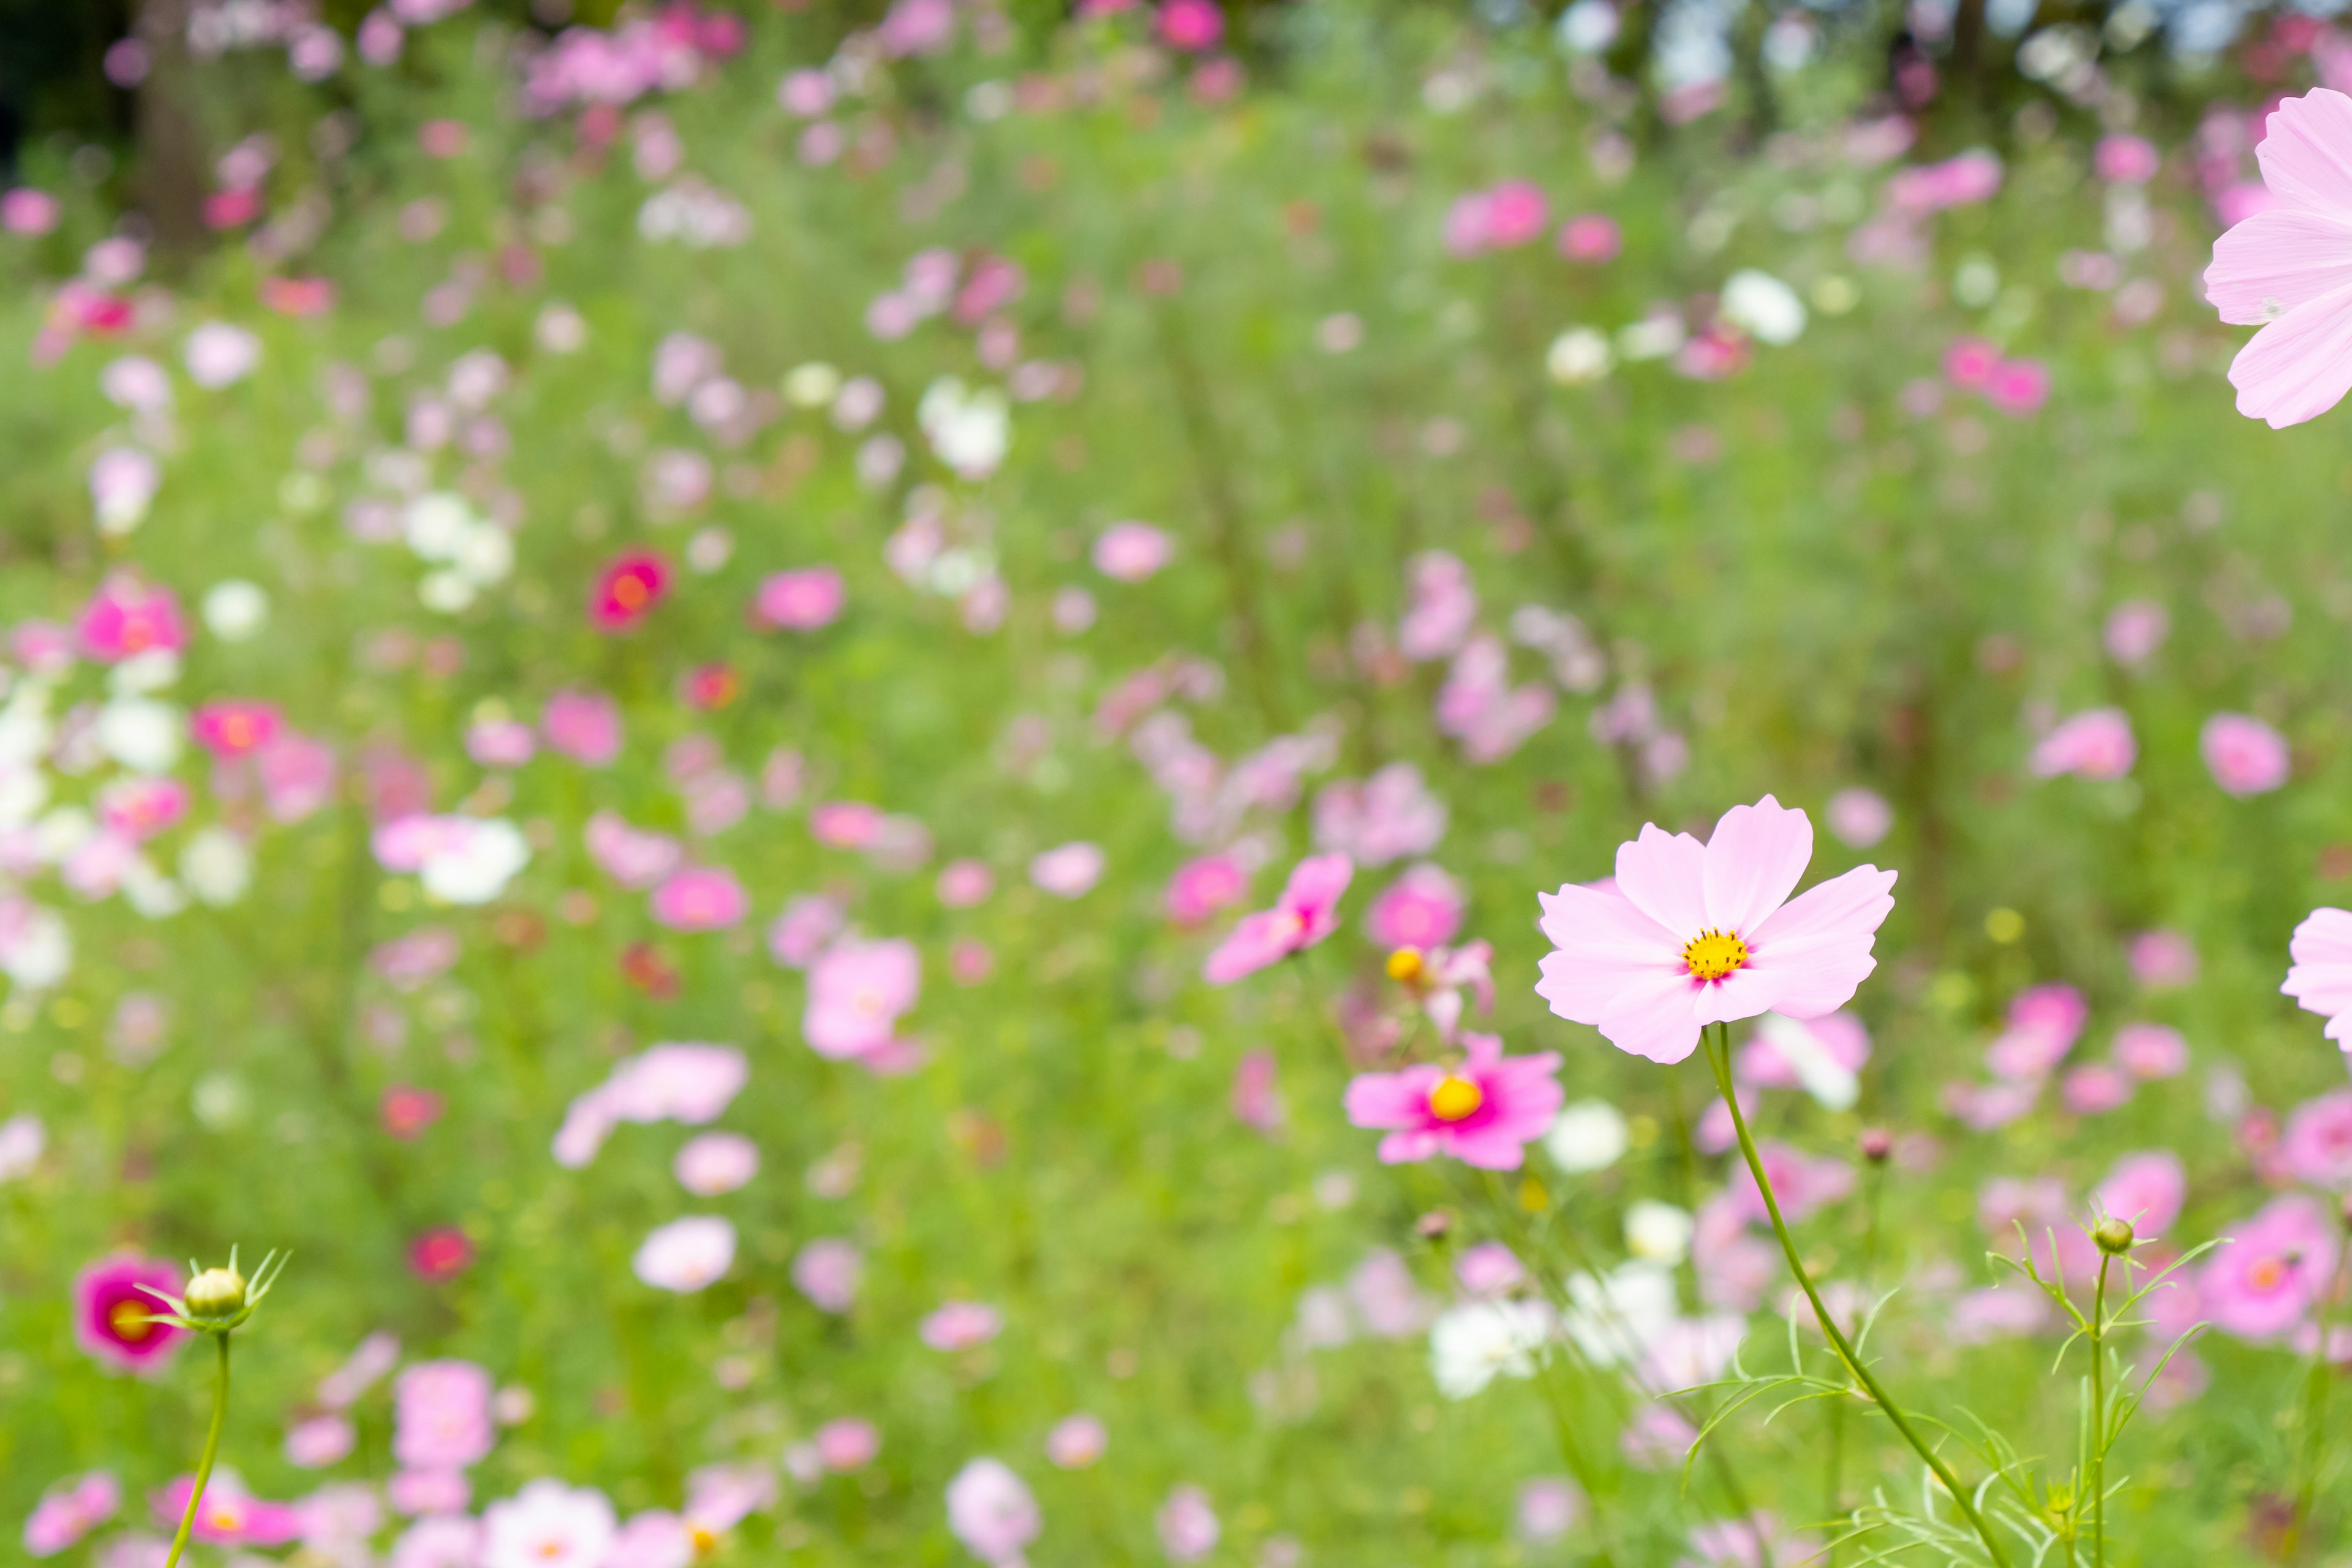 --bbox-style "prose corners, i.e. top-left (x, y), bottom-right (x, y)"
top-left (1204, 853), bottom-right (1352, 984)
top-left (150, 1473), bottom-right (302, 1547)
top-left (590, 550), bottom-right (671, 632)
top-left (1044, 1414), bottom-right (1106, 1469)
top-left (24, 1473), bottom-right (118, 1556)
top-left (1345, 1033), bottom-right (1561, 1170)
top-left (946, 1460), bottom-right (1039, 1567)
top-left (921, 1300), bottom-right (1003, 1351)
top-left (753, 568), bottom-right (846, 630)
top-left (395, 1361), bottom-right (494, 1471)
top-left (2029, 709), bottom-right (2136, 780)
top-left (74, 1255), bottom-right (184, 1373)
top-left (1093, 522), bottom-right (1174, 581)
top-left (2201, 712), bottom-right (2290, 796)
top-left (2284, 907), bottom-right (2352, 1044)
top-left (2202, 1194), bottom-right (2339, 1341)
top-left (675, 1131), bottom-right (760, 1196)
top-left (481, 1481), bottom-right (616, 1568)
top-left (2204, 90), bottom-right (2352, 427)
top-left (792, 1238), bottom-right (862, 1313)
top-left (1429, 1298), bottom-right (1551, 1397)
top-left (1156, 1487), bottom-right (1219, 1563)
top-left (1544, 1100), bottom-right (1629, 1173)
top-left (1030, 842), bottom-right (1105, 897)
top-left (634, 1216), bottom-right (736, 1292)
